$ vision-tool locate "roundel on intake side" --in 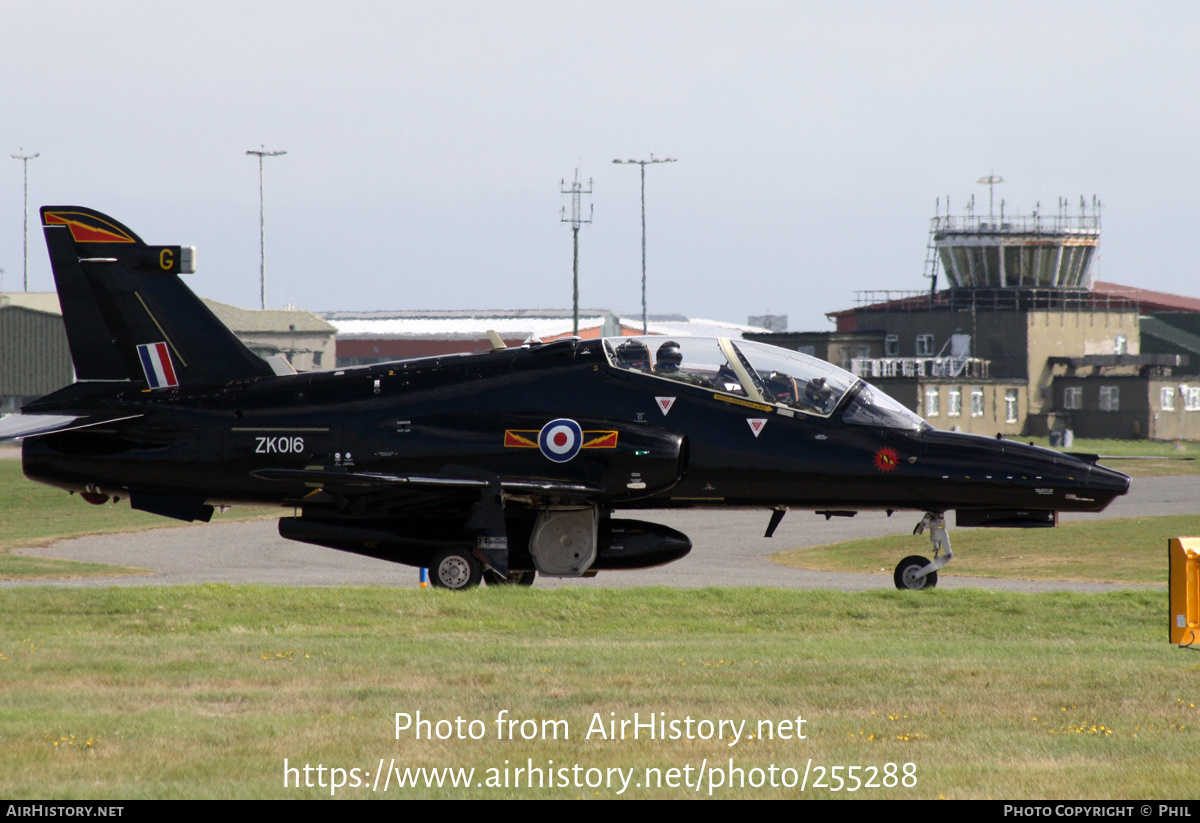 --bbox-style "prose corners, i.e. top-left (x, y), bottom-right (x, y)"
top-left (538, 418), bottom-right (583, 463)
